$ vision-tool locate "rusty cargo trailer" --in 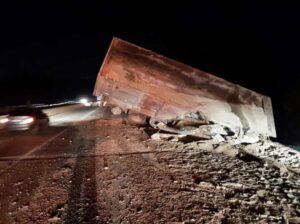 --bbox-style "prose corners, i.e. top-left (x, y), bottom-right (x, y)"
top-left (93, 38), bottom-right (276, 138)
